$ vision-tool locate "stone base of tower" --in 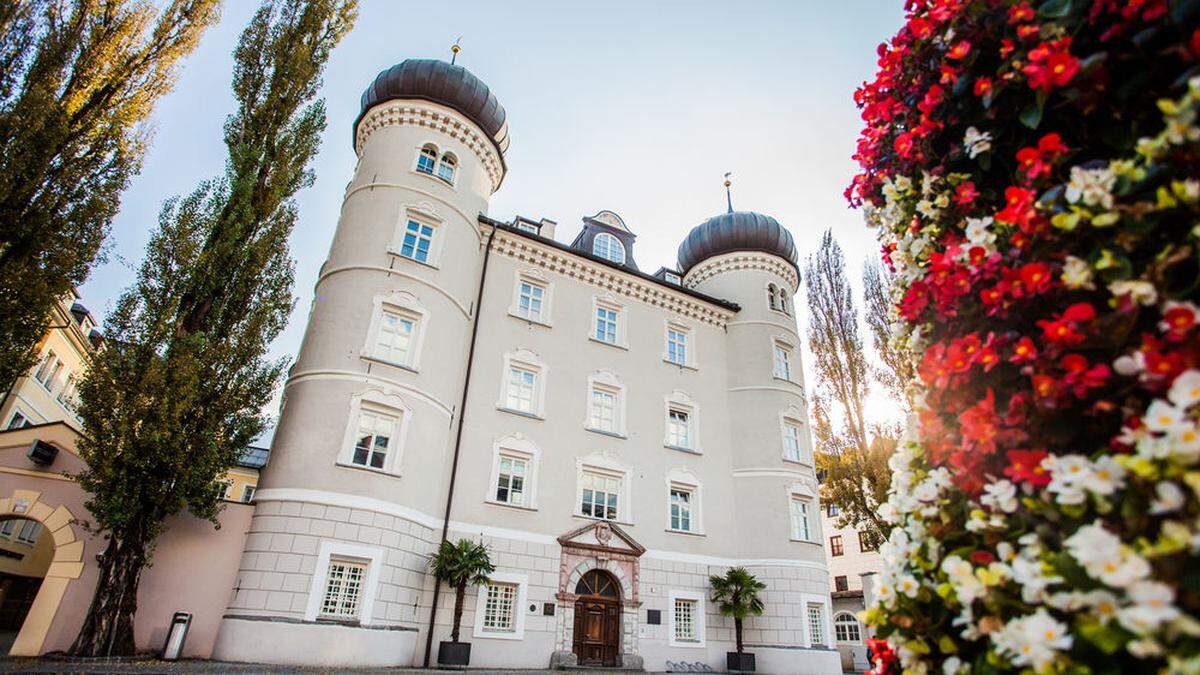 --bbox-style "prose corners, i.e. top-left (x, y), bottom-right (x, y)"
top-left (212, 616), bottom-right (418, 668)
